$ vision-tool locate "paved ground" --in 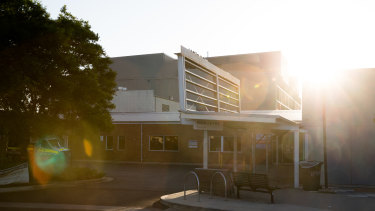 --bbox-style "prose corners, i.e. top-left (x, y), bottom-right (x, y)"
top-left (164, 189), bottom-right (375, 211)
top-left (162, 190), bottom-right (327, 211)
top-left (0, 162), bottom-right (198, 210)
top-left (0, 162), bottom-right (374, 211)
